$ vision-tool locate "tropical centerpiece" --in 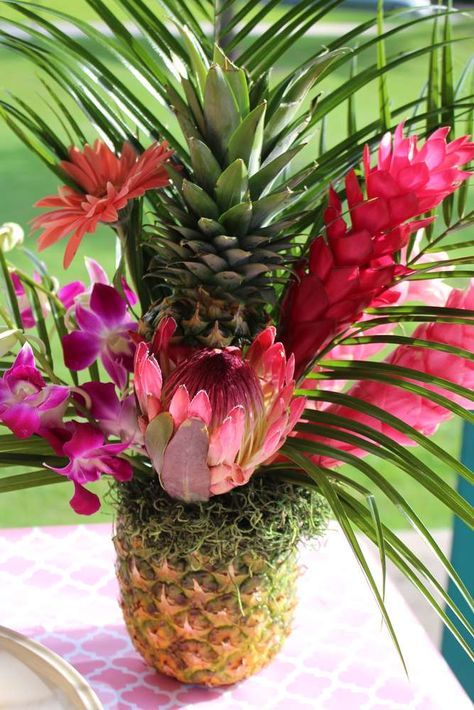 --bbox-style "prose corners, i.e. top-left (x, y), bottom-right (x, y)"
top-left (0, 0), bottom-right (473, 687)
